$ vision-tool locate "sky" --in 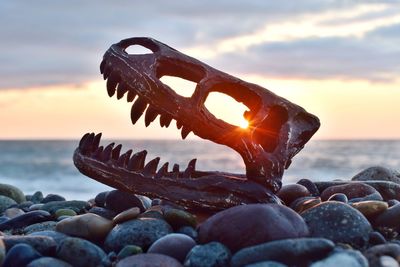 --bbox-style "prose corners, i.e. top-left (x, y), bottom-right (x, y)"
top-left (1, 1), bottom-right (399, 140)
